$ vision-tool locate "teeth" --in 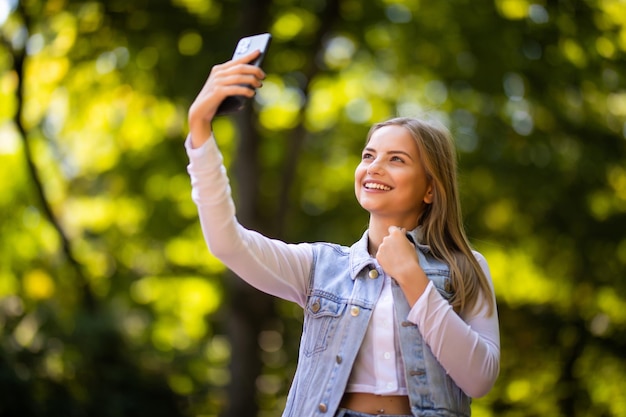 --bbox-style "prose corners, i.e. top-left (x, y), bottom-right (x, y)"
top-left (365, 182), bottom-right (391, 191)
